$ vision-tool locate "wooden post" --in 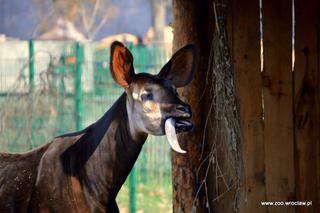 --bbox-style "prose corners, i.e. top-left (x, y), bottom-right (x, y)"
top-left (172, 0), bottom-right (213, 212)
top-left (263, 0), bottom-right (295, 212)
top-left (232, 0), bottom-right (267, 212)
top-left (294, 0), bottom-right (320, 212)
